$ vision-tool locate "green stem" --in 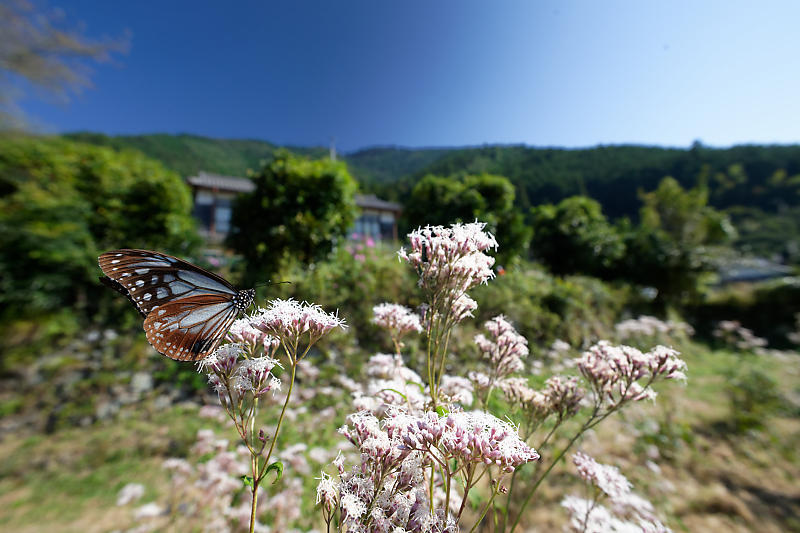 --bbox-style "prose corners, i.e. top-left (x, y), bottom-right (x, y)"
top-left (259, 362), bottom-right (297, 482)
top-left (470, 470), bottom-right (500, 533)
top-left (249, 475), bottom-right (260, 533)
top-left (508, 406), bottom-right (616, 532)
